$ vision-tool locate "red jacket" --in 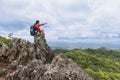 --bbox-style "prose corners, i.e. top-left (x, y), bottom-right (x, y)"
top-left (34, 23), bottom-right (41, 32)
